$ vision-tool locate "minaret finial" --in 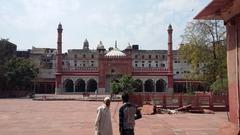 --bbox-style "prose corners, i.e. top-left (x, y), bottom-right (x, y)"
top-left (115, 40), bottom-right (117, 48)
top-left (168, 24), bottom-right (172, 30)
